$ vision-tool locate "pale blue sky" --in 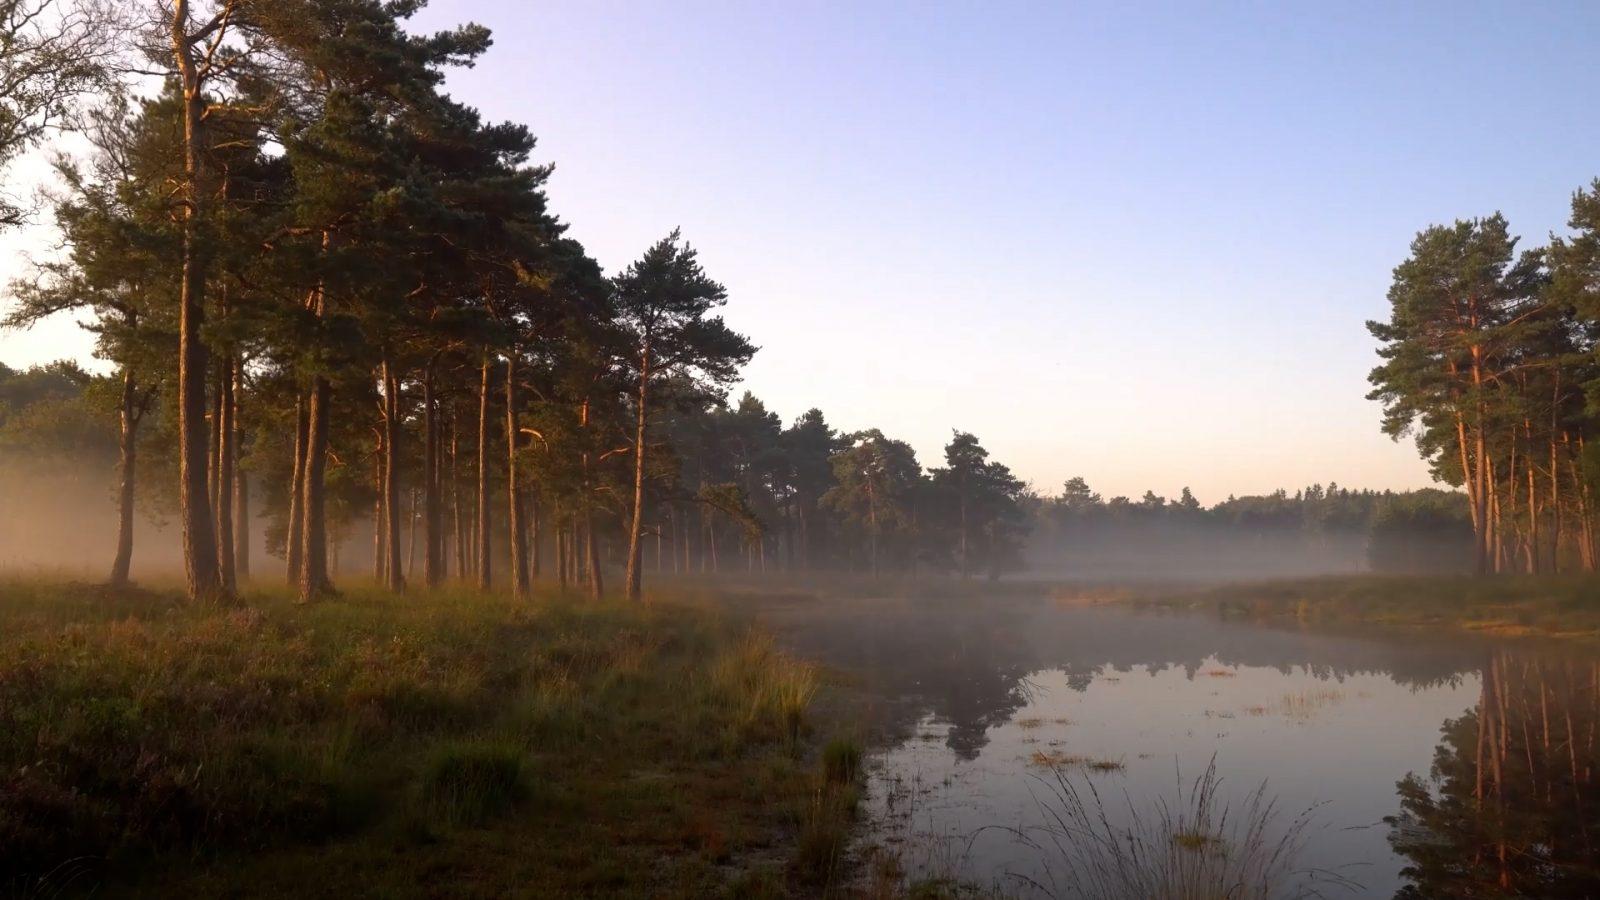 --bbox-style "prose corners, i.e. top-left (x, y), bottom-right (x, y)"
top-left (4, 1), bottom-right (1598, 501)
